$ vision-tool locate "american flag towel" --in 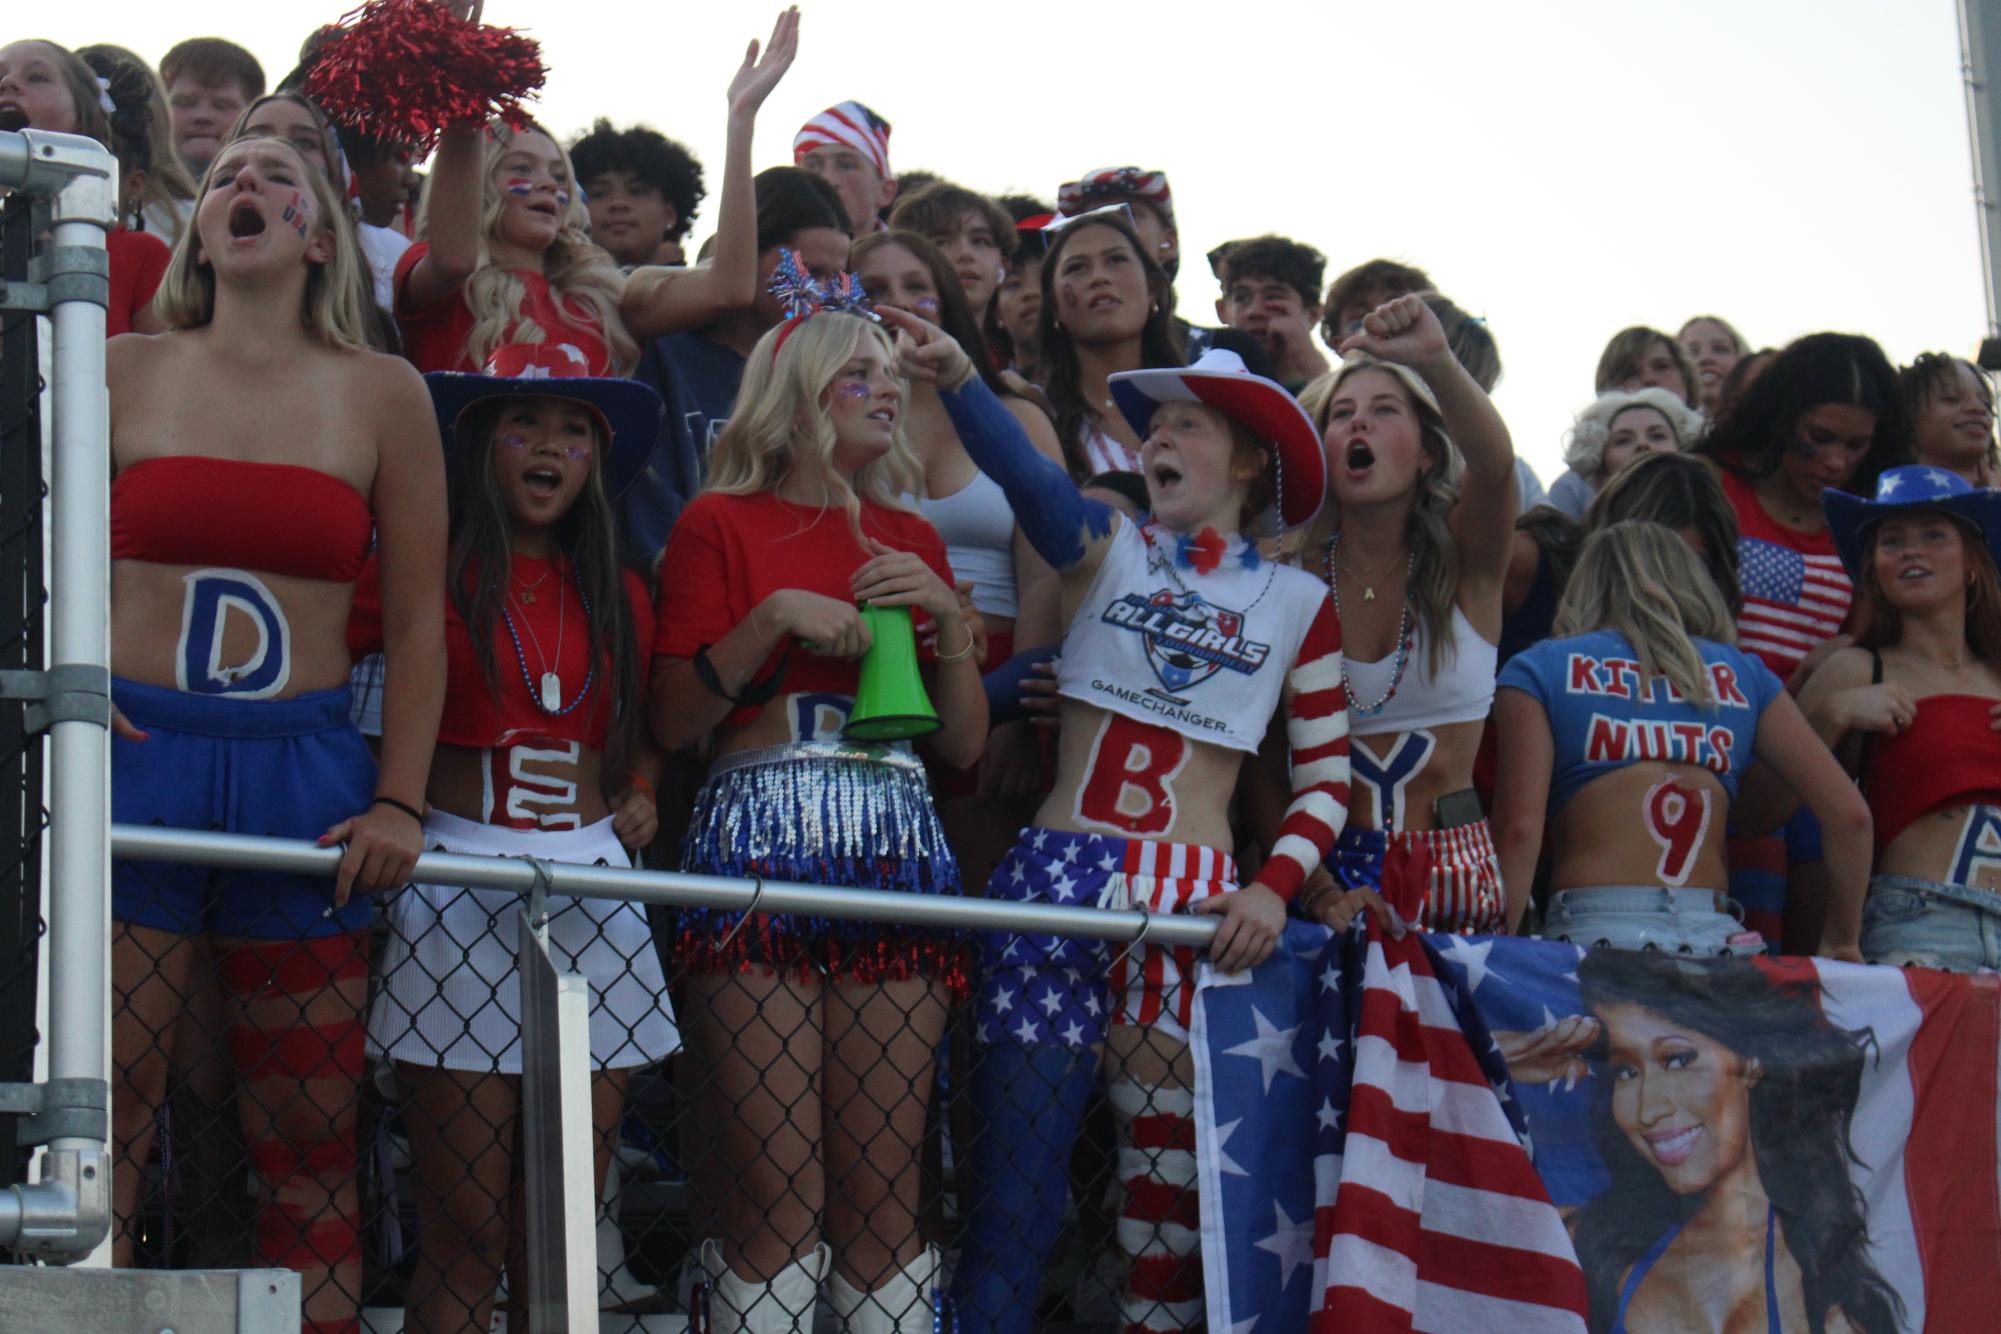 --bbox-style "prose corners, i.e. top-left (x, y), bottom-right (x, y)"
top-left (1193, 921), bottom-right (1588, 1332)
